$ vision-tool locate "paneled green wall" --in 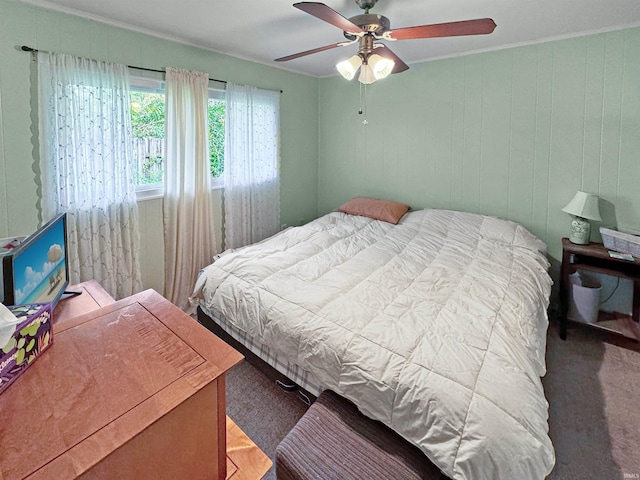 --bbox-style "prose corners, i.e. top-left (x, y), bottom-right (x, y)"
top-left (318, 29), bottom-right (640, 262)
top-left (2, 0), bottom-right (639, 287)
